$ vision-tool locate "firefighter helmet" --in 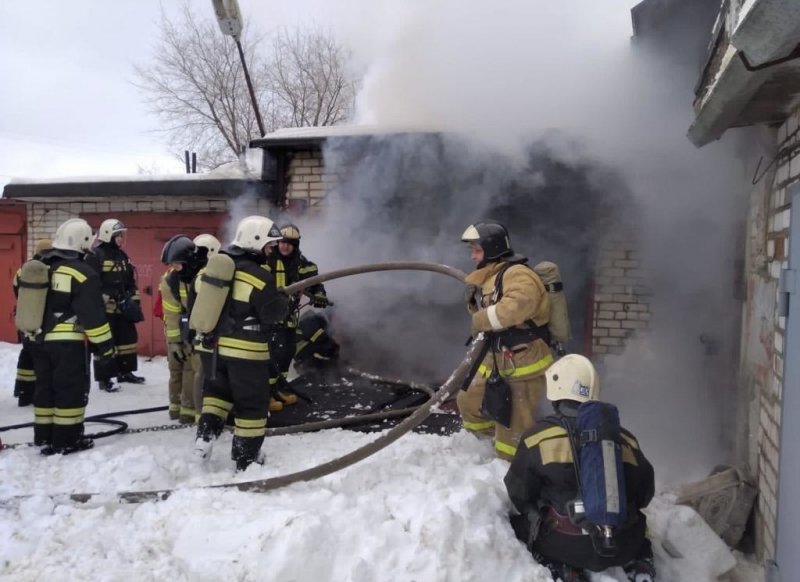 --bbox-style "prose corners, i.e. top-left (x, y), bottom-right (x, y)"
top-left (97, 218), bottom-right (127, 243)
top-left (232, 215), bottom-right (282, 253)
top-left (193, 233), bottom-right (221, 257)
top-left (161, 235), bottom-right (196, 264)
top-left (545, 354), bottom-right (600, 403)
top-left (461, 221), bottom-right (513, 261)
top-left (280, 224), bottom-right (301, 246)
top-left (53, 218), bottom-right (95, 252)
